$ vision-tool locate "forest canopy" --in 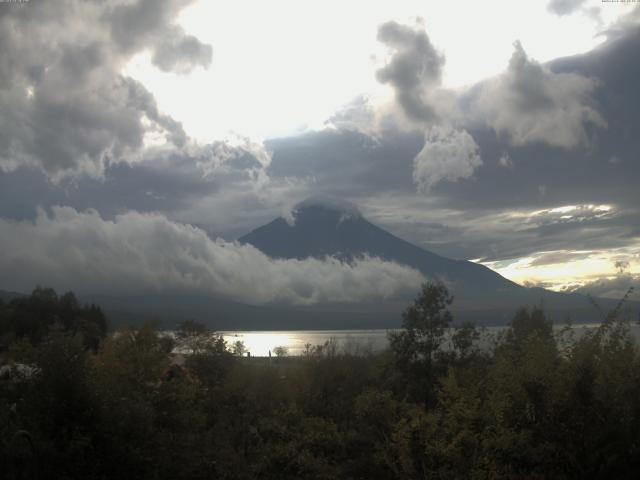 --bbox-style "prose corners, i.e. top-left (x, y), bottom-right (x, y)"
top-left (1, 284), bottom-right (639, 479)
